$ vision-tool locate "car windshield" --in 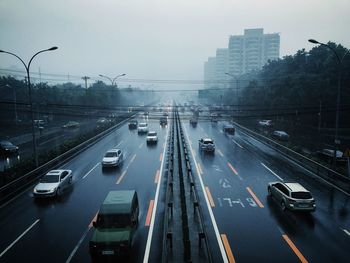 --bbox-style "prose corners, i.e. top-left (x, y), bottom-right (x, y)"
top-left (105, 152), bottom-right (117, 157)
top-left (41, 174), bottom-right (60, 183)
top-left (139, 123), bottom-right (147, 127)
top-left (96, 214), bottom-right (131, 228)
top-left (203, 140), bottom-right (213, 144)
top-left (291, 192), bottom-right (312, 199)
top-left (148, 132), bottom-right (156, 136)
